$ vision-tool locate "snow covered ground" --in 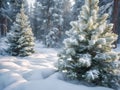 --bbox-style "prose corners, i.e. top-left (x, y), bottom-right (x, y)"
top-left (0, 42), bottom-right (115, 90)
